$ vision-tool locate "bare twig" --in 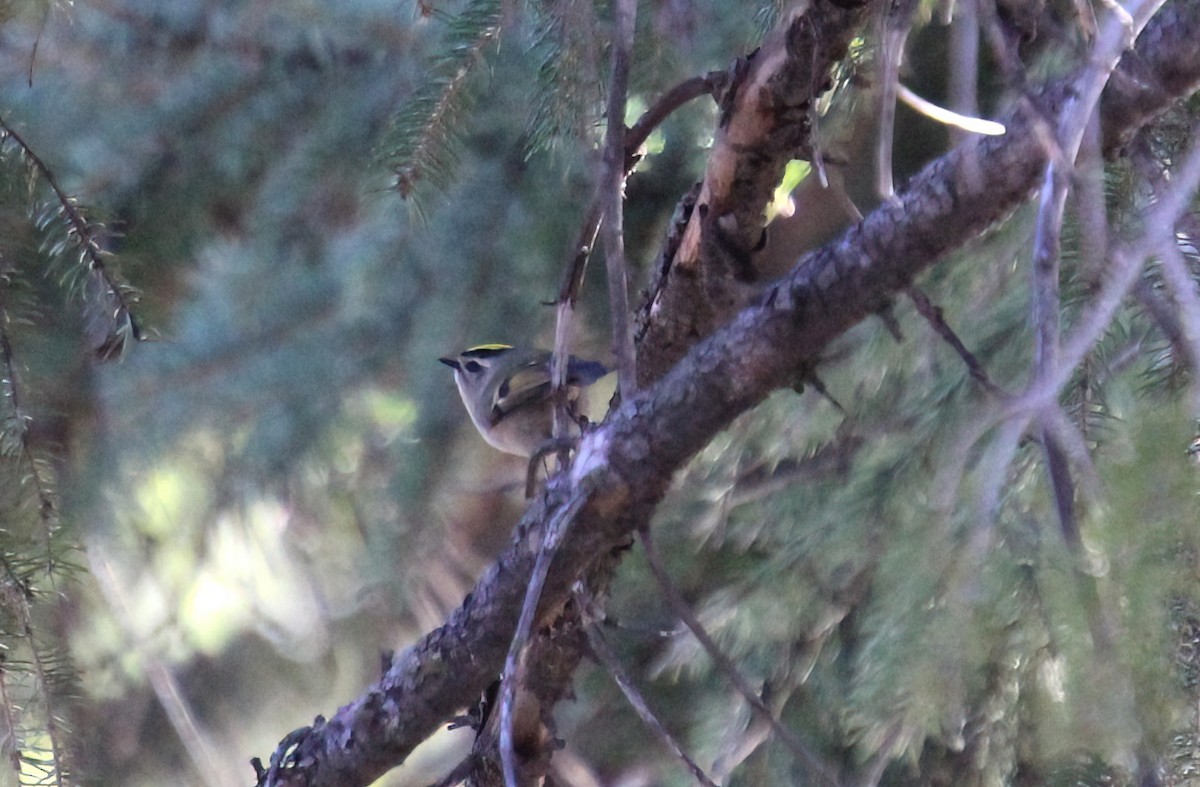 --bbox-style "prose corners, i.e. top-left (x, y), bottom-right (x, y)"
top-left (1028, 118), bottom-right (1074, 552)
top-left (976, 0), bottom-right (1027, 88)
top-left (498, 492), bottom-right (587, 787)
top-left (1129, 137), bottom-right (1200, 415)
top-left (934, 2), bottom-right (1191, 539)
top-left (626, 74), bottom-right (716, 161)
top-left (711, 627), bottom-right (843, 782)
top-left (577, 587), bottom-right (719, 787)
top-left (90, 544), bottom-right (236, 787)
top-left (1016, 117), bottom-right (1200, 418)
top-left (551, 197), bottom-right (602, 455)
top-left (1057, 1), bottom-right (1166, 149)
top-left (905, 286), bottom-right (1002, 395)
top-left (1154, 219), bottom-right (1200, 412)
top-left (550, 72), bottom-right (717, 442)
top-left (952, 118), bottom-right (1200, 544)
top-left (1029, 140), bottom-right (1069, 381)
top-left (601, 0), bottom-right (638, 402)
top-left (1041, 426), bottom-right (1083, 545)
top-left (896, 84), bottom-right (1005, 137)
top-left (982, 0), bottom-right (1168, 538)
top-left (1039, 405), bottom-right (1103, 506)
top-left (553, 72), bottom-right (717, 312)
top-left (876, 0), bottom-right (920, 199)
top-left (639, 525), bottom-right (842, 786)
top-left (946, 0), bottom-right (981, 147)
